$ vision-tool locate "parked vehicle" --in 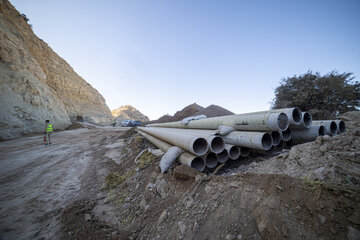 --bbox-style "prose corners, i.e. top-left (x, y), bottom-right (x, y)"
top-left (131, 120), bottom-right (142, 127)
top-left (120, 120), bottom-right (132, 127)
